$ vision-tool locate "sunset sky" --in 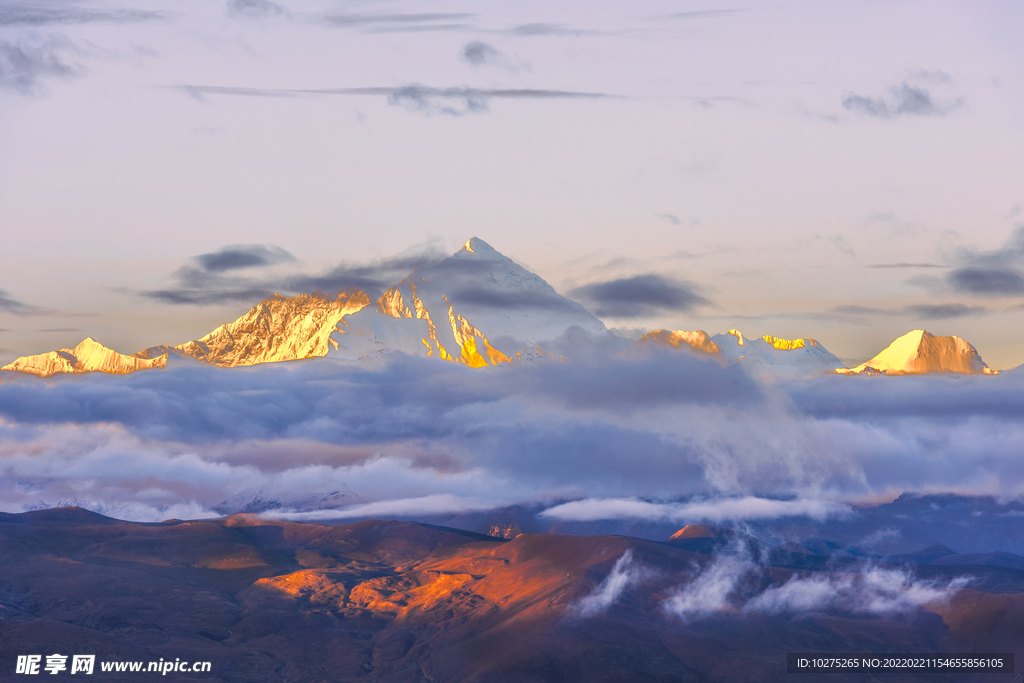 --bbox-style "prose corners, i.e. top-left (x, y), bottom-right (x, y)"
top-left (2, 0), bottom-right (1023, 368)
